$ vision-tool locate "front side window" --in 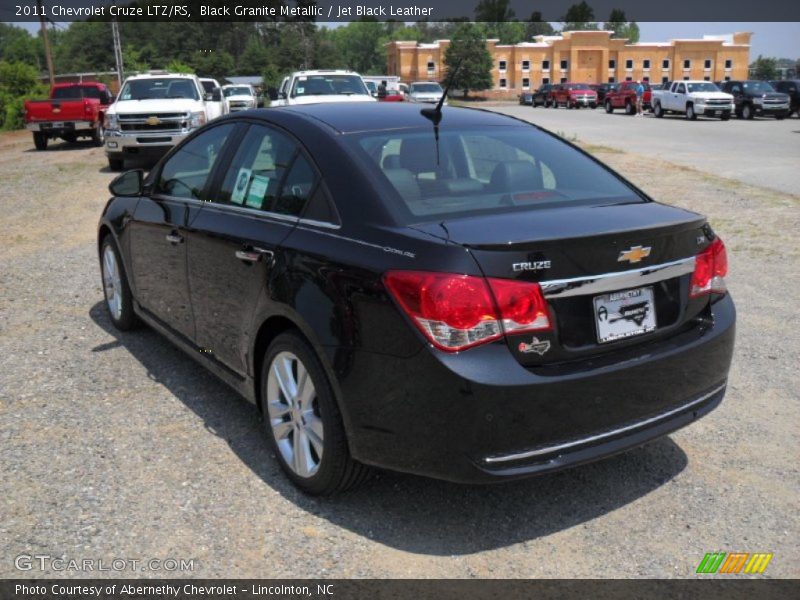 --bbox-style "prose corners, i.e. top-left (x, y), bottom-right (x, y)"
top-left (156, 124), bottom-right (235, 199)
top-left (350, 127), bottom-right (640, 223)
top-left (677, 83), bottom-right (686, 93)
top-left (119, 78), bottom-right (199, 101)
